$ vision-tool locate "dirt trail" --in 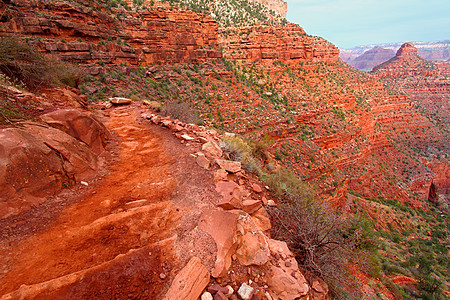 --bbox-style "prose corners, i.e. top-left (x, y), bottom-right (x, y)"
top-left (0, 105), bottom-right (214, 299)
